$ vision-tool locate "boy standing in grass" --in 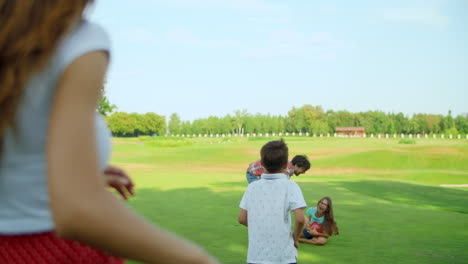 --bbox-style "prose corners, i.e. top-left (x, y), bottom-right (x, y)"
top-left (238, 139), bottom-right (306, 264)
